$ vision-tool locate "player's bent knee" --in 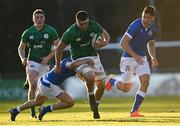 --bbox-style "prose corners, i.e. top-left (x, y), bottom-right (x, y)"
top-left (122, 83), bottom-right (132, 92)
top-left (96, 81), bottom-right (105, 90)
top-left (66, 99), bottom-right (75, 108)
top-left (83, 71), bottom-right (95, 82)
